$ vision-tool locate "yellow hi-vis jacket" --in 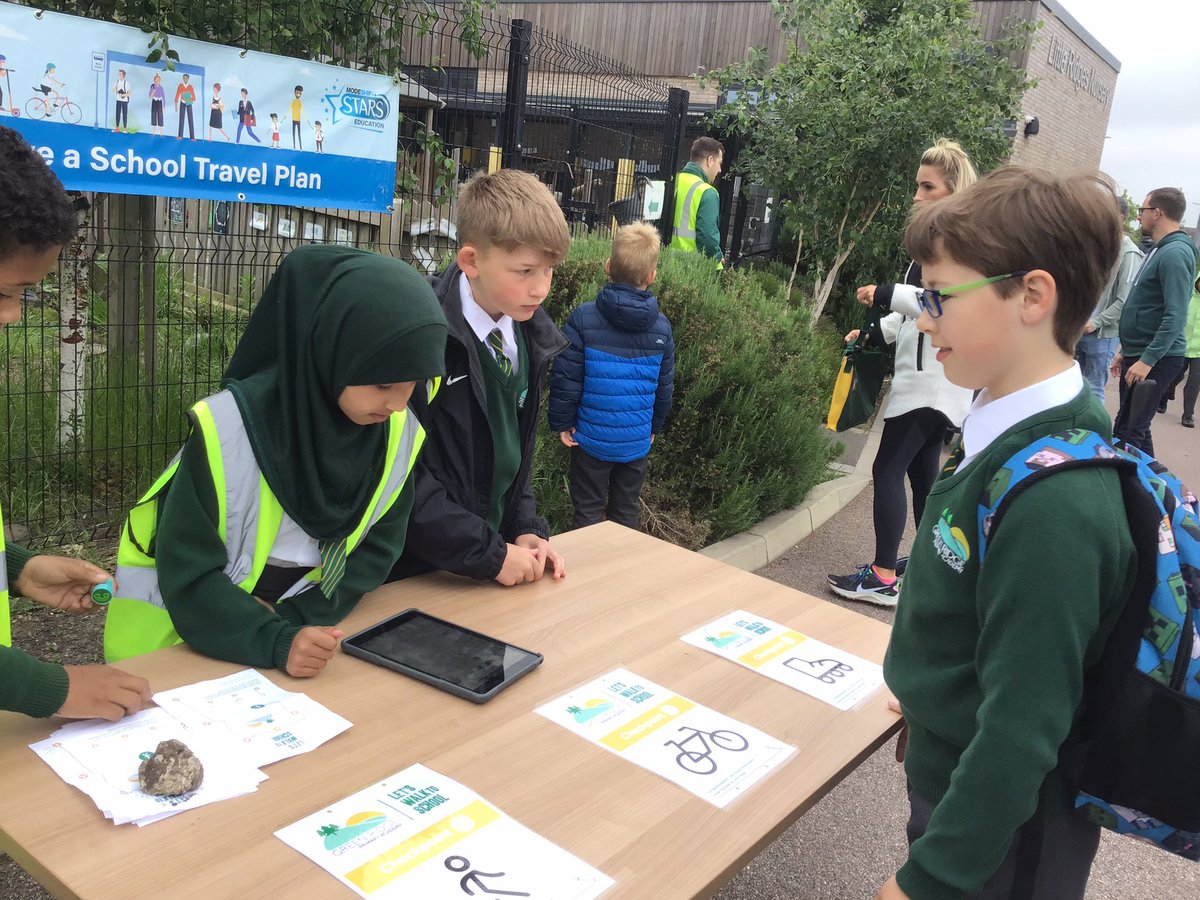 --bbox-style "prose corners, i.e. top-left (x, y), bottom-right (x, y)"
top-left (0, 502), bottom-right (9, 647)
top-left (670, 169), bottom-right (723, 269)
top-left (103, 388), bottom-right (430, 662)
